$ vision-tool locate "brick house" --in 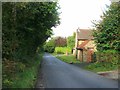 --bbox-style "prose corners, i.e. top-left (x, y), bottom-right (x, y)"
top-left (73, 28), bottom-right (96, 62)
